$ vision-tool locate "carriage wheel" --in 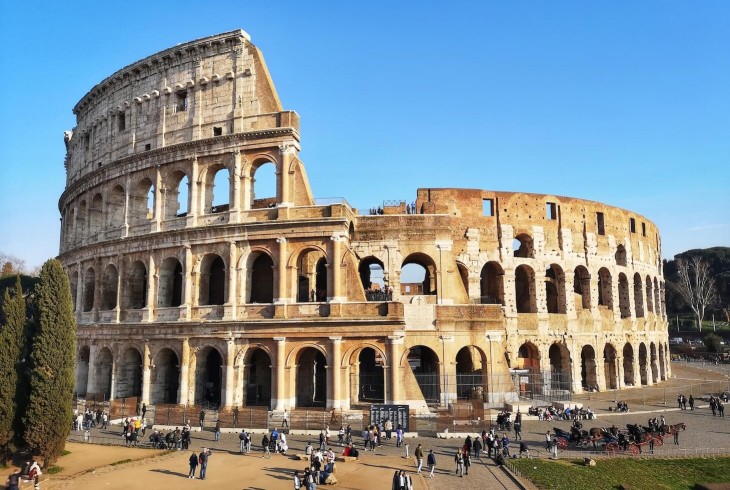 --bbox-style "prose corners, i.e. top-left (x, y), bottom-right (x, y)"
top-left (605, 442), bottom-right (618, 455)
top-left (629, 444), bottom-right (640, 455)
top-left (557, 437), bottom-right (568, 450)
